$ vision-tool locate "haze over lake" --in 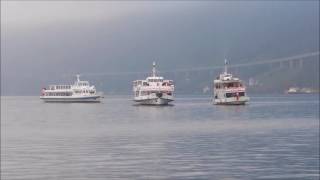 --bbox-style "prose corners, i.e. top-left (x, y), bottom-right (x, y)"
top-left (1, 1), bottom-right (319, 95)
top-left (1, 1), bottom-right (319, 180)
